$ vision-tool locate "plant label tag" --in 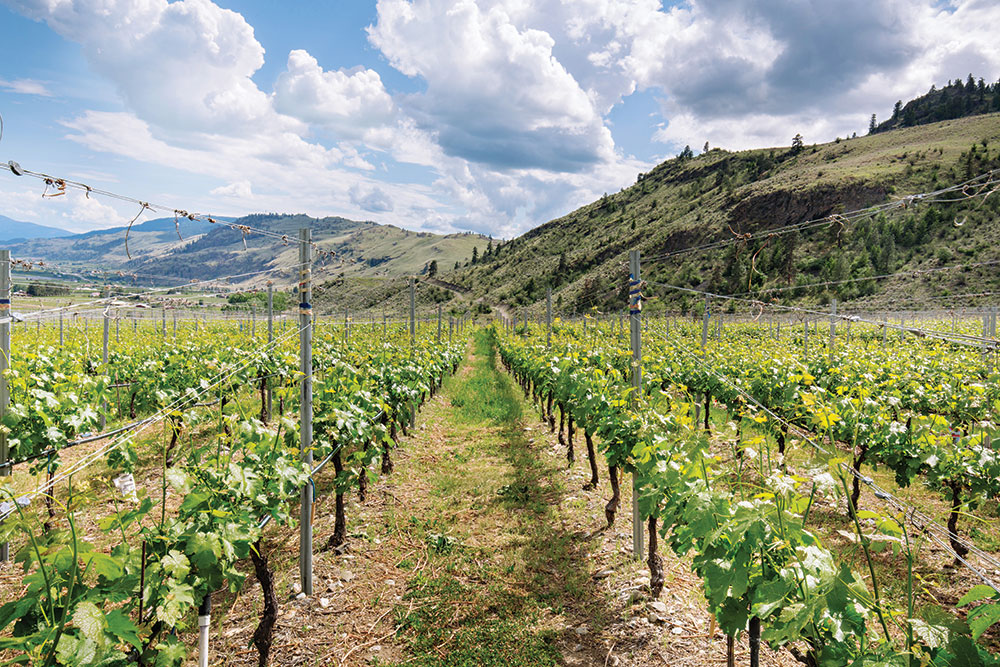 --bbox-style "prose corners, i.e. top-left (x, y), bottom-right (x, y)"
top-left (113, 473), bottom-right (138, 501)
